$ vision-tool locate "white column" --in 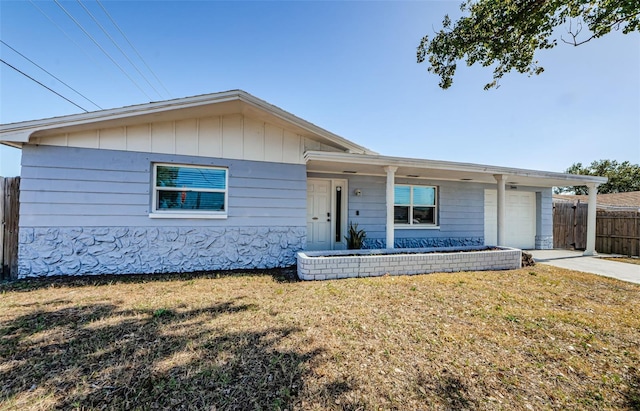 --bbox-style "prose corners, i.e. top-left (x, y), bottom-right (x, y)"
top-left (583, 183), bottom-right (599, 256)
top-left (384, 166), bottom-right (397, 249)
top-left (494, 174), bottom-right (507, 246)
